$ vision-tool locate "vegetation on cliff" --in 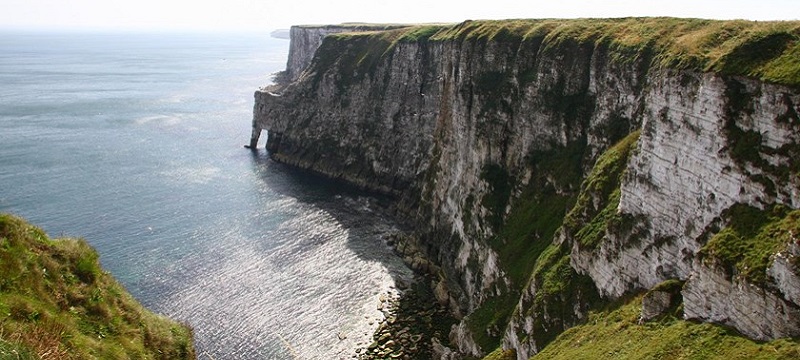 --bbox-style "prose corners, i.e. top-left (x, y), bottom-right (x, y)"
top-left (699, 204), bottom-right (800, 285)
top-left (0, 213), bottom-right (195, 359)
top-left (531, 294), bottom-right (800, 360)
top-left (267, 16), bottom-right (800, 359)
top-left (563, 131), bottom-right (641, 249)
top-left (318, 17), bottom-right (800, 87)
top-left (468, 132), bottom-right (640, 352)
